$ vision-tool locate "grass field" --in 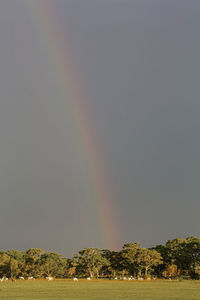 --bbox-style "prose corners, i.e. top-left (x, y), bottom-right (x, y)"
top-left (0, 280), bottom-right (200, 300)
